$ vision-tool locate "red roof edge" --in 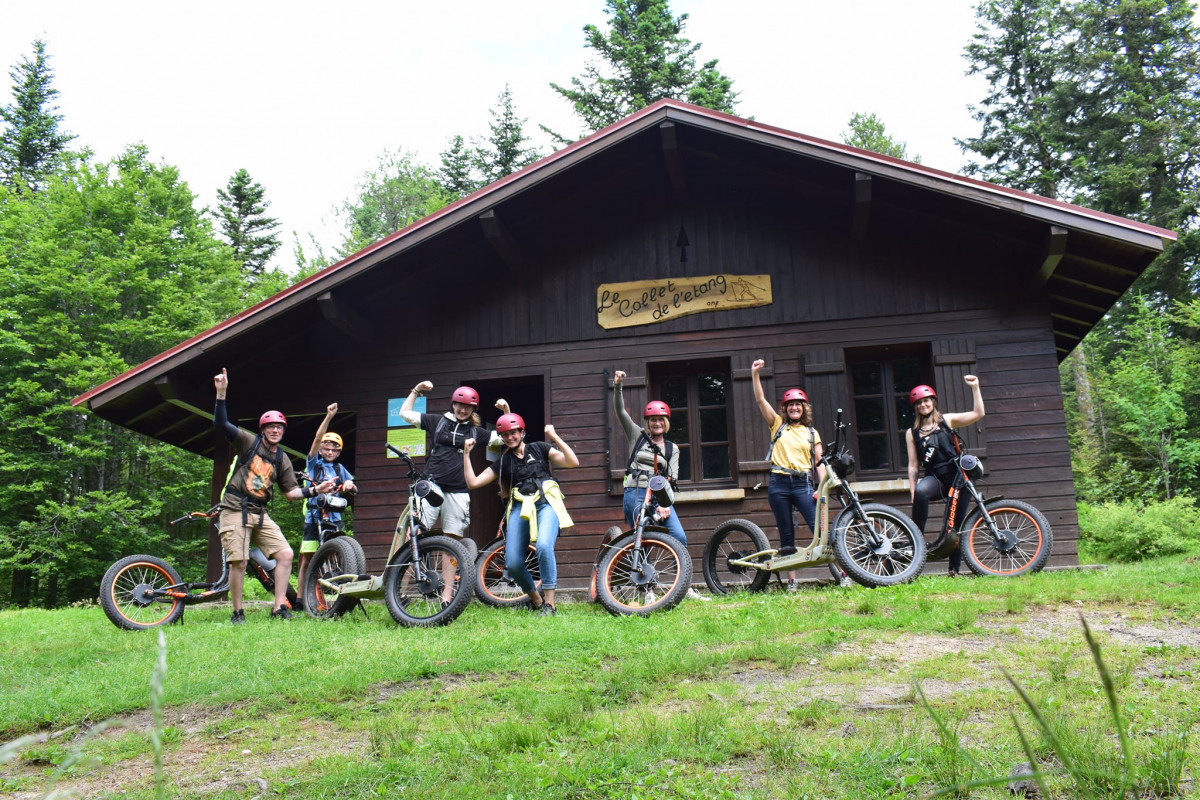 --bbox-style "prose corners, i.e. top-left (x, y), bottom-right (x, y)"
top-left (72, 99), bottom-right (1177, 409)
